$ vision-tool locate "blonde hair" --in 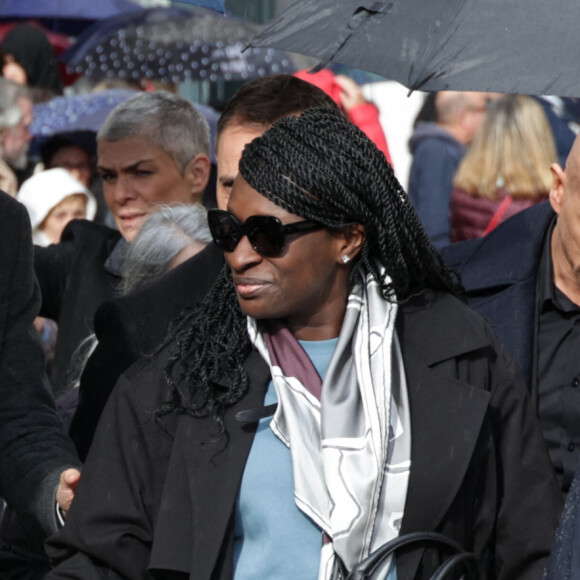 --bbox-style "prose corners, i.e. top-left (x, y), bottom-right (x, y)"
top-left (453, 95), bottom-right (557, 199)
